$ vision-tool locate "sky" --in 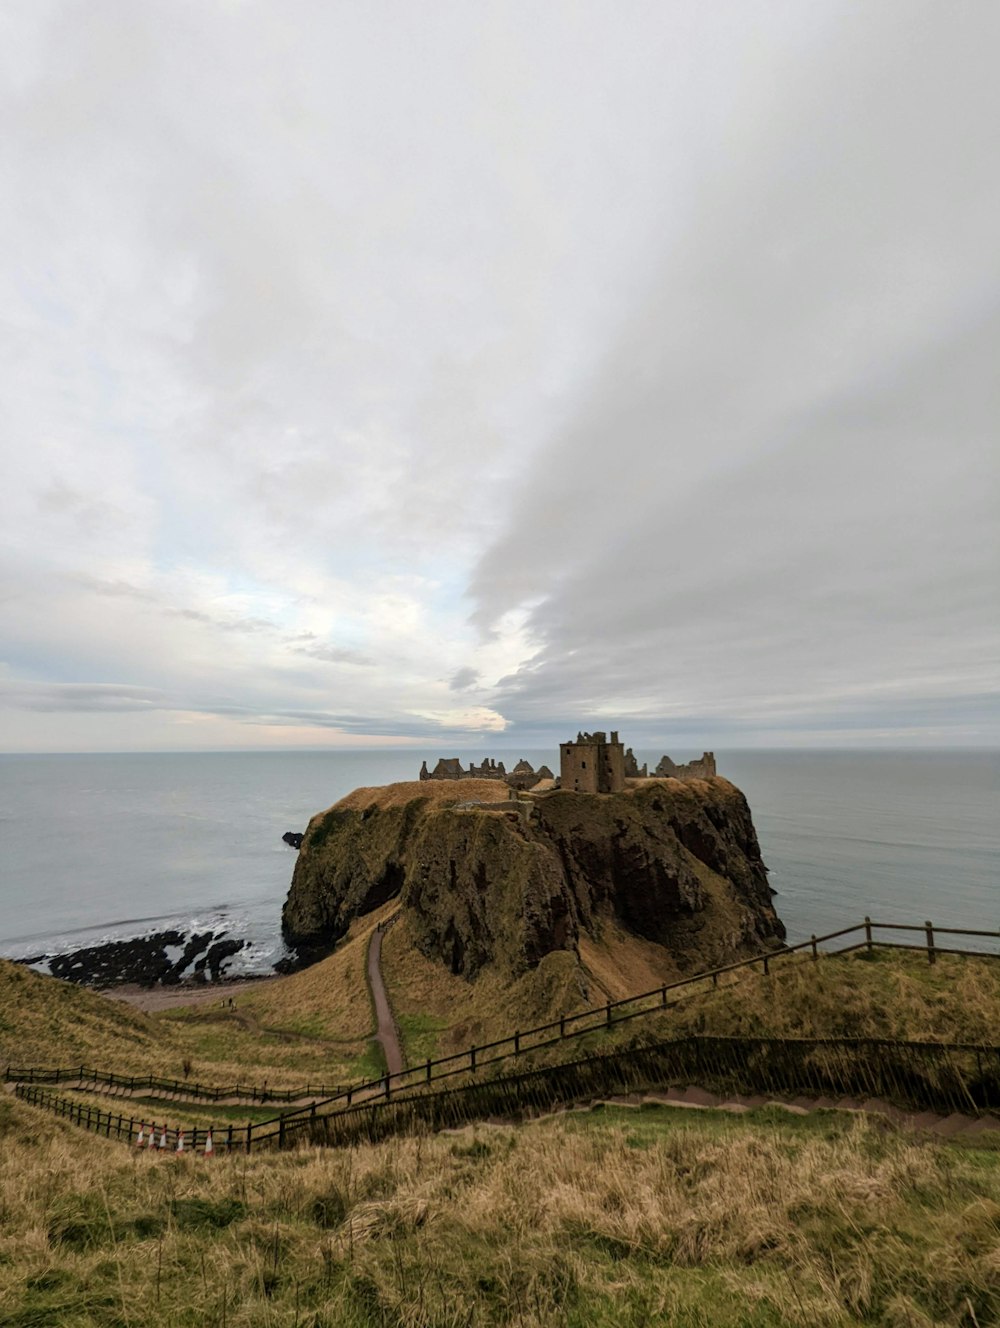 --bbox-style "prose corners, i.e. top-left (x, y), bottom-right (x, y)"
top-left (1, 1), bottom-right (997, 754)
